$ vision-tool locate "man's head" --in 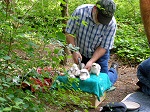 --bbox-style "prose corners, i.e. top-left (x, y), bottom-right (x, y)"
top-left (95, 0), bottom-right (116, 25)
